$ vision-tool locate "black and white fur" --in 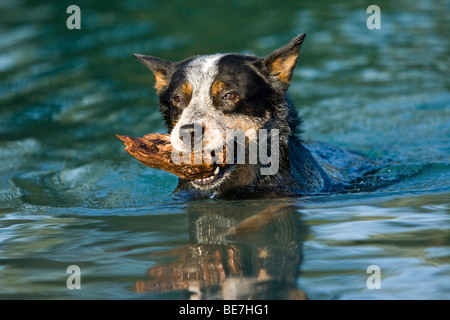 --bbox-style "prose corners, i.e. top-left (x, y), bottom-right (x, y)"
top-left (134, 34), bottom-right (334, 199)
